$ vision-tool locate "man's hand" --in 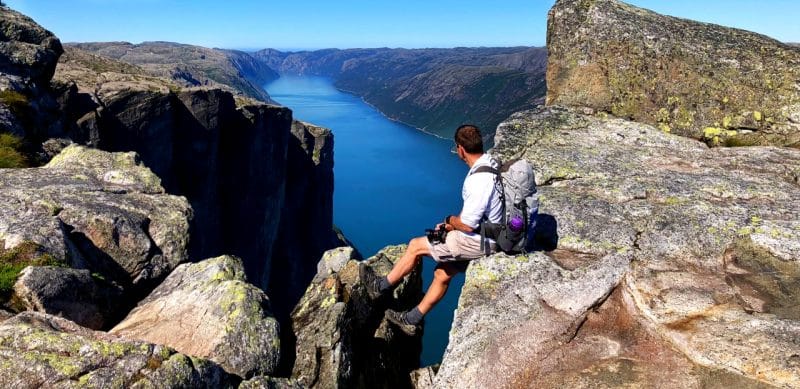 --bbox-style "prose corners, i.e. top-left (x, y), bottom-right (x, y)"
top-left (436, 223), bottom-right (455, 232)
top-left (443, 215), bottom-right (476, 233)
